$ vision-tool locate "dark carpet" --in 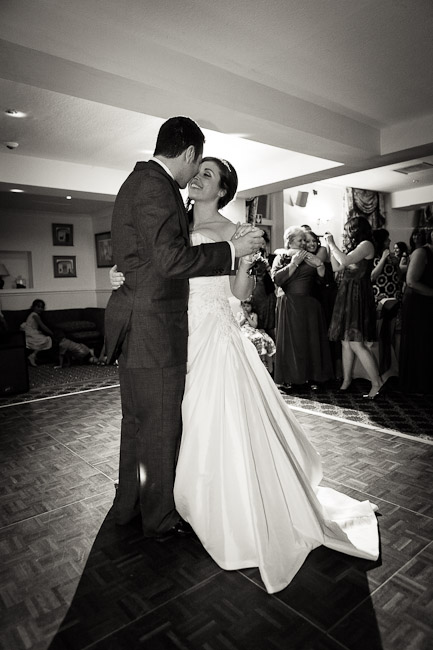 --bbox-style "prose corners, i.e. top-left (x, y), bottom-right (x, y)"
top-left (0, 363), bottom-right (120, 407)
top-left (281, 377), bottom-right (433, 442)
top-left (1, 365), bottom-right (432, 443)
